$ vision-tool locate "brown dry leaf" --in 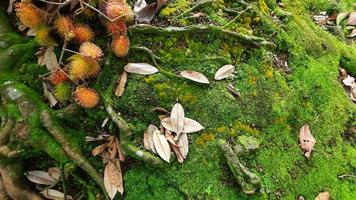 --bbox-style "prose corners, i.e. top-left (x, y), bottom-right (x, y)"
top-left (124, 63), bottom-right (159, 75)
top-left (153, 106), bottom-right (170, 114)
top-left (42, 81), bottom-right (58, 107)
top-left (48, 167), bottom-right (61, 181)
top-left (92, 143), bottom-right (107, 156)
top-left (348, 28), bottom-right (356, 38)
top-left (171, 102), bottom-right (185, 136)
top-left (315, 191), bottom-right (330, 200)
top-left (161, 117), bottom-right (174, 132)
top-left (180, 70), bottom-right (210, 84)
top-left (178, 133), bottom-right (189, 159)
top-left (183, 118), bottom-right (204, 134)
top-left (158, 114), bottom-right (169, 121)
top-left (115, 138), bottom-right (125, 161)
top-left (43, 47), bottom-right (58, 71)
top-left (343, 75), bottom-right (355, 86)
top-left (26, 170), bottom-right (58, 185)
top-left (348, 12), bottom-right (356, 25)
top-left (165, 130), bottom-right (179, 147)
top-left (227, 83), bottom-right (241, 99)
top-left (40, 189), bottom-right (72, 200)
top-left (27, 28), bottom-right (36, 36)
top-left (299, 124), bottom-right (316, 158)
top-left (214, 64), bottom-right (235, 80)
top-left (147, 125), bottom-right (158, 154)
top-left (115, 71), bottom-right (128, 97)
top-left (171, 144), bottom-right (184, 163)
top-left (104, 160), bottom-right (123, 199)
top-left (152, 127), bottom-right (171, 162)
top-left (143, 131), bottom-right (151, 151)
top-left (134, 0), bottom-right (168, 22)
